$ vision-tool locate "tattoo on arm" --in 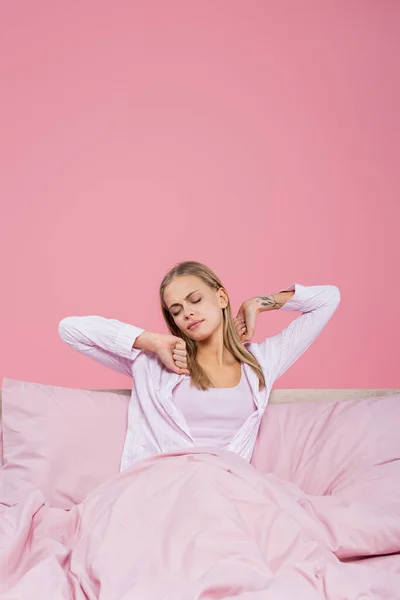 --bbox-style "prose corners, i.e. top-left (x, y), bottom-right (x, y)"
top-left (255, 295), bottom-right (284, 310)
